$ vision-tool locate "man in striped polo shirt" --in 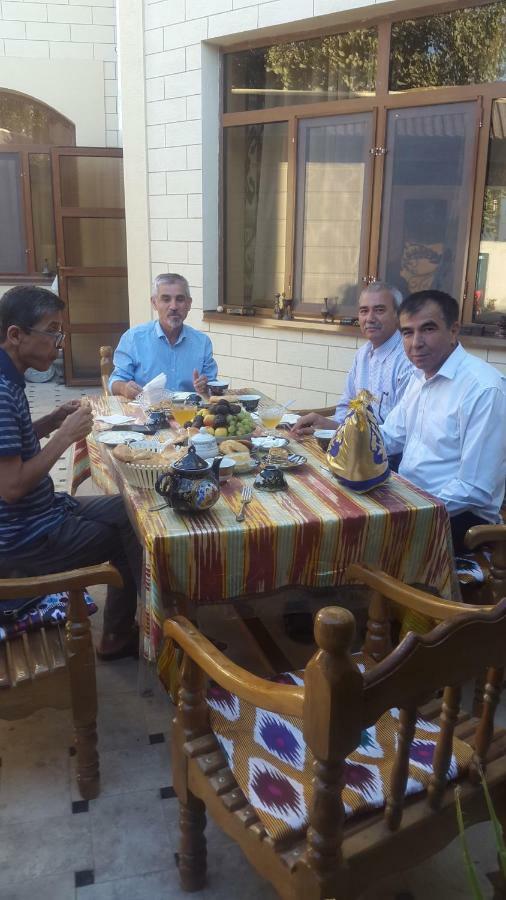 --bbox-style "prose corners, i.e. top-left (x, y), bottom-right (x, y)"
top-left (0, 286), bottom-right (141, 661)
